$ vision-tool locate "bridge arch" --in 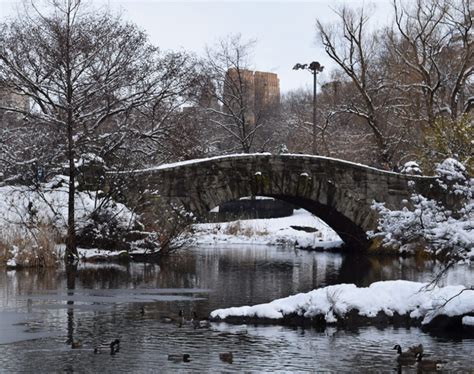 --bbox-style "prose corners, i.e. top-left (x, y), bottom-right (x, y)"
top-left (120, 154), bottom-right (438, 250)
